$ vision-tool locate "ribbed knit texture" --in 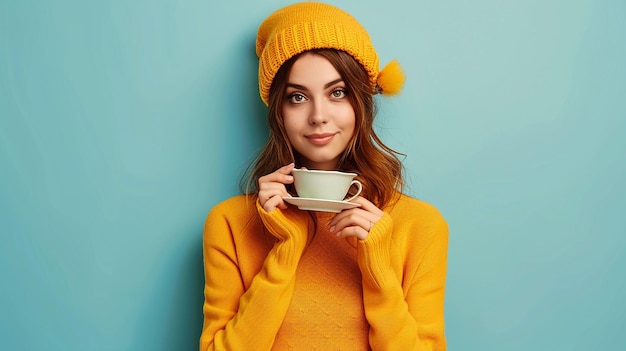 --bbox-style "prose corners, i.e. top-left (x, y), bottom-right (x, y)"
top-left (273, 211), bottom-right (369, 349)
top-left (256, 2), bottom-right (405, 105)
top-left (200, 194), bottom-right (448, 351)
